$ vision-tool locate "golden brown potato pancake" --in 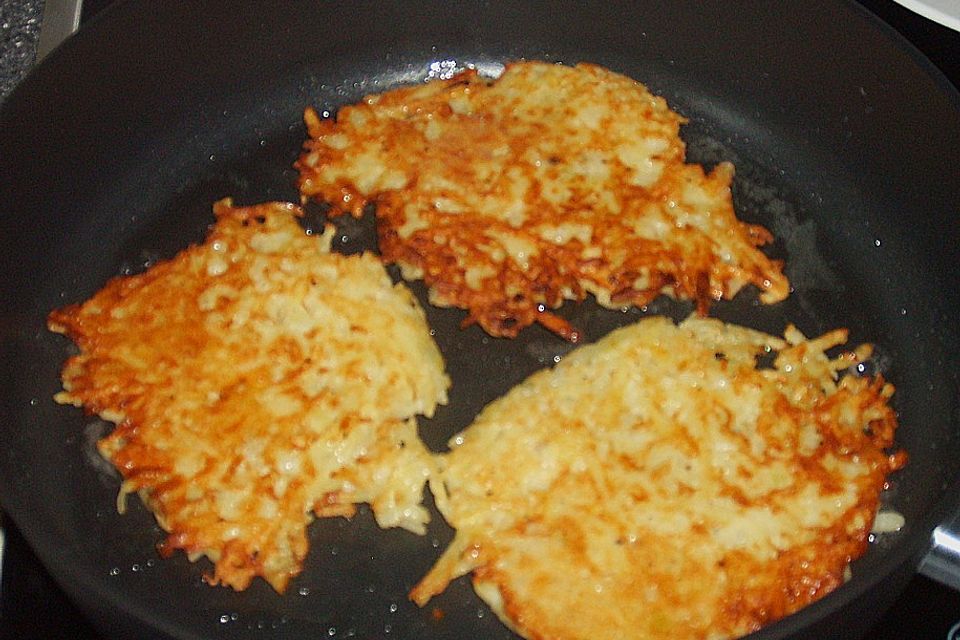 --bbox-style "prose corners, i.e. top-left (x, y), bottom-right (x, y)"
top-left (297, 62), bottom-right (789, 340)
top-left (49, 200), bottom-right (449, 592)
top-left (411, 316), bottom-right (903, 640)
